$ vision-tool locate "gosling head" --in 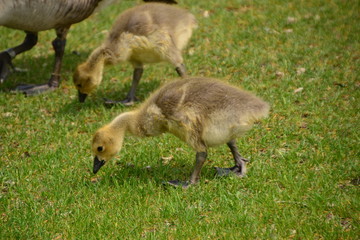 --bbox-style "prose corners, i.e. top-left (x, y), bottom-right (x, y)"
top-left (91, 127), bottom-right (124, 174)
top-left (73, 63), bottom-right (102, 103)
